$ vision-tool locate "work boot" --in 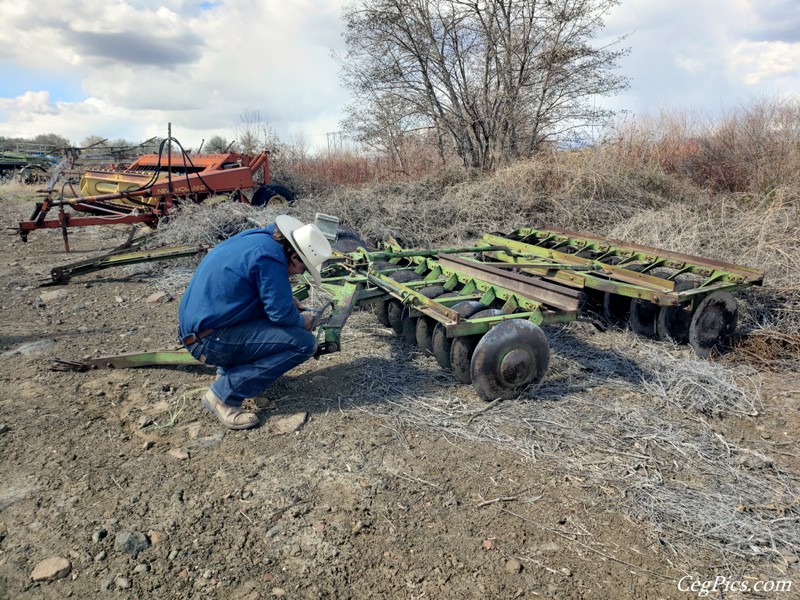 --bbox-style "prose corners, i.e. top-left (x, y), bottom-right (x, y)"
top-left (202, 390), bottom-right (259, 430)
